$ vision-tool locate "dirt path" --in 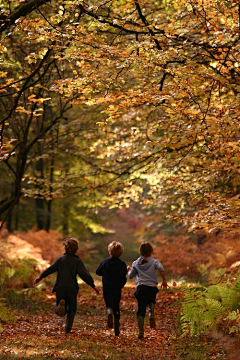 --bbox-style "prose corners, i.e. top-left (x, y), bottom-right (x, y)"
top-left (0, 285), bottom-right (234, 359)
